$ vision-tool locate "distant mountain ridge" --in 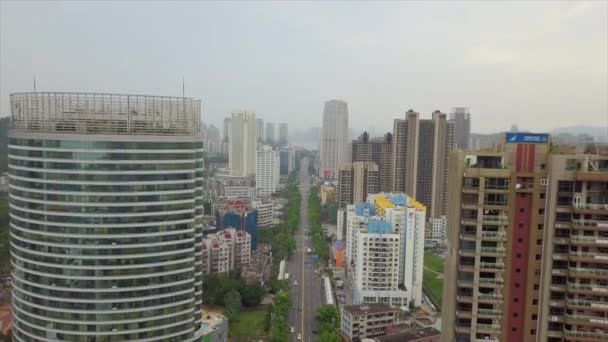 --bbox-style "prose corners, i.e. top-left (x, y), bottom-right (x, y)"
top-left (552, 125), bottom-right (607, 138)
